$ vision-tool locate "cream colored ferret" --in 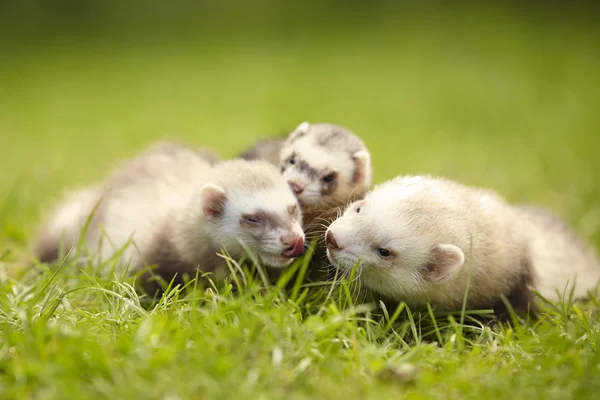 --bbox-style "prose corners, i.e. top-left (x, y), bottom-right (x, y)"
top-left (33, 141), bottom-right (306, 288)
top-left (325, 175), bottom-right (600, 317)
